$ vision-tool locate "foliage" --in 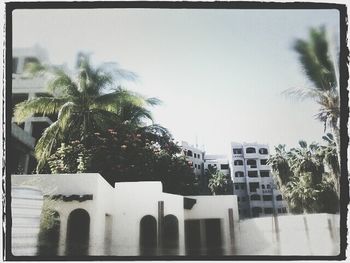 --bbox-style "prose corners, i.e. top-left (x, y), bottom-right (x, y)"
top-left (269, 136), bottom-right (339, 214)
top-left (13, 53), bottom-right (155, 172)
top-left (206, 168), bottom-right (233, 195)
top-left (47, 127), bottom-right (200, 195)
top-left (286, 26), bottom-right (340, 177)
